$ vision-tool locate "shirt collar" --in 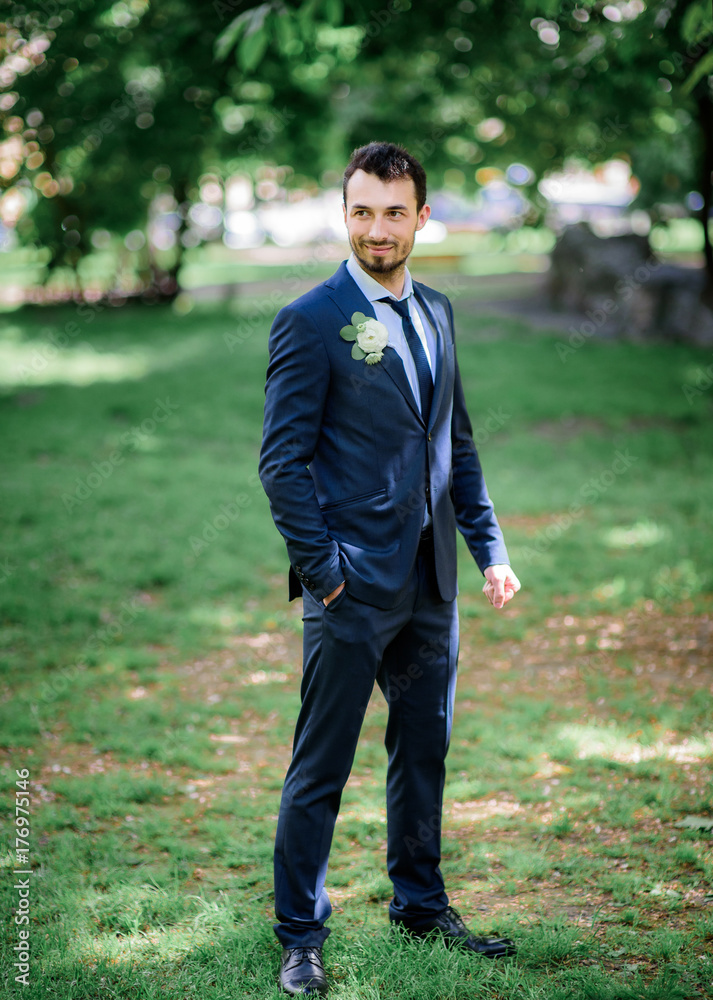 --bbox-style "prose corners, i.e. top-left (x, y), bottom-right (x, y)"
top-left (346, 252), bottom-right (413, 304)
